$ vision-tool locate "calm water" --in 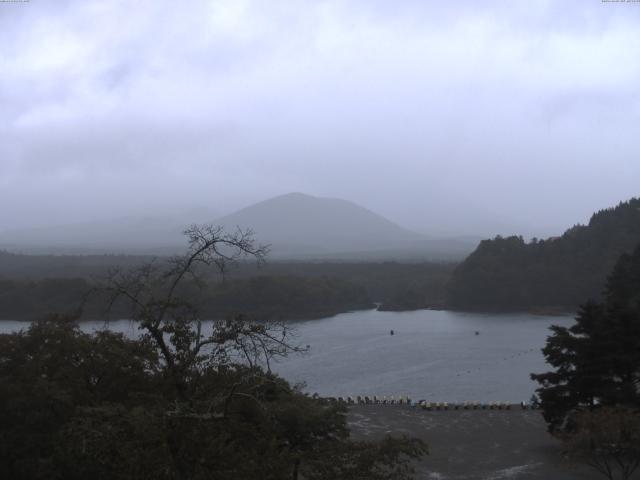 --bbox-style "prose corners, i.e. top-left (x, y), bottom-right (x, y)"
top-left (0, 309), bottom-right (573, 403)
top-left (272, 309), bottom-right (573, 403)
